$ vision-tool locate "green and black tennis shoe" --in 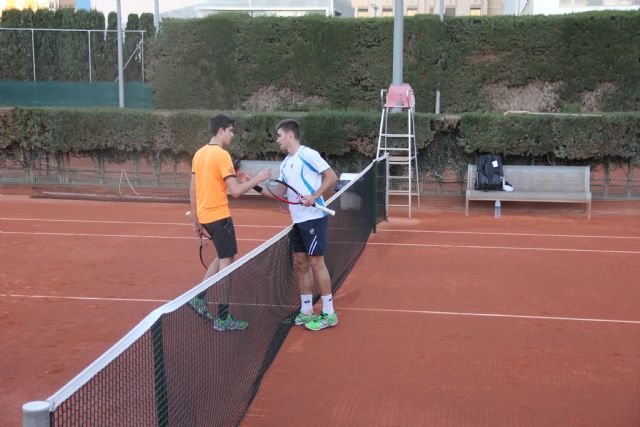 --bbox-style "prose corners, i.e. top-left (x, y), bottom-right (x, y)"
top-left (294, 312), bottom-right (317, 326)
top-left (213, 313), bottom-right (249, 331)
top-left (187, 297), bottom-right (213, 320)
